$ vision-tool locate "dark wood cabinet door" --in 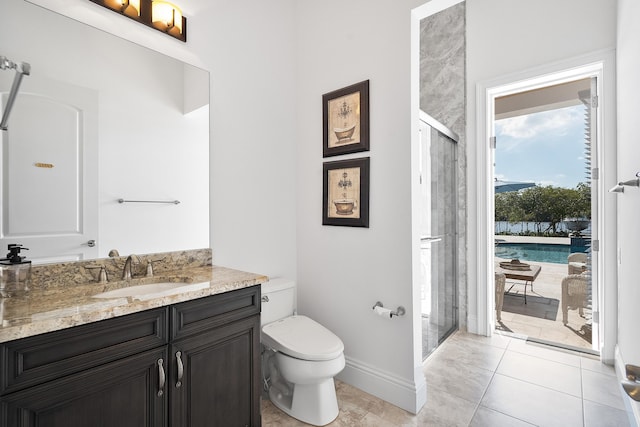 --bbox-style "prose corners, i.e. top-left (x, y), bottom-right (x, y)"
top-left (0, 347), bottom-right (168, 427)
top-left (170, 315), bottom-right (261, 427)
